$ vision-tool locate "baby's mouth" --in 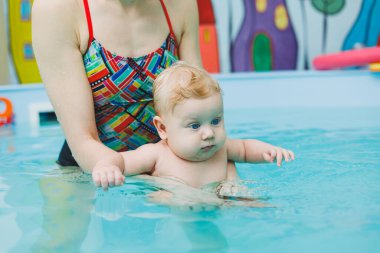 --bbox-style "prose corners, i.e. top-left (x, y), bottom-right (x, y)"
top-left (201, 145), bottom-right (215, 152)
